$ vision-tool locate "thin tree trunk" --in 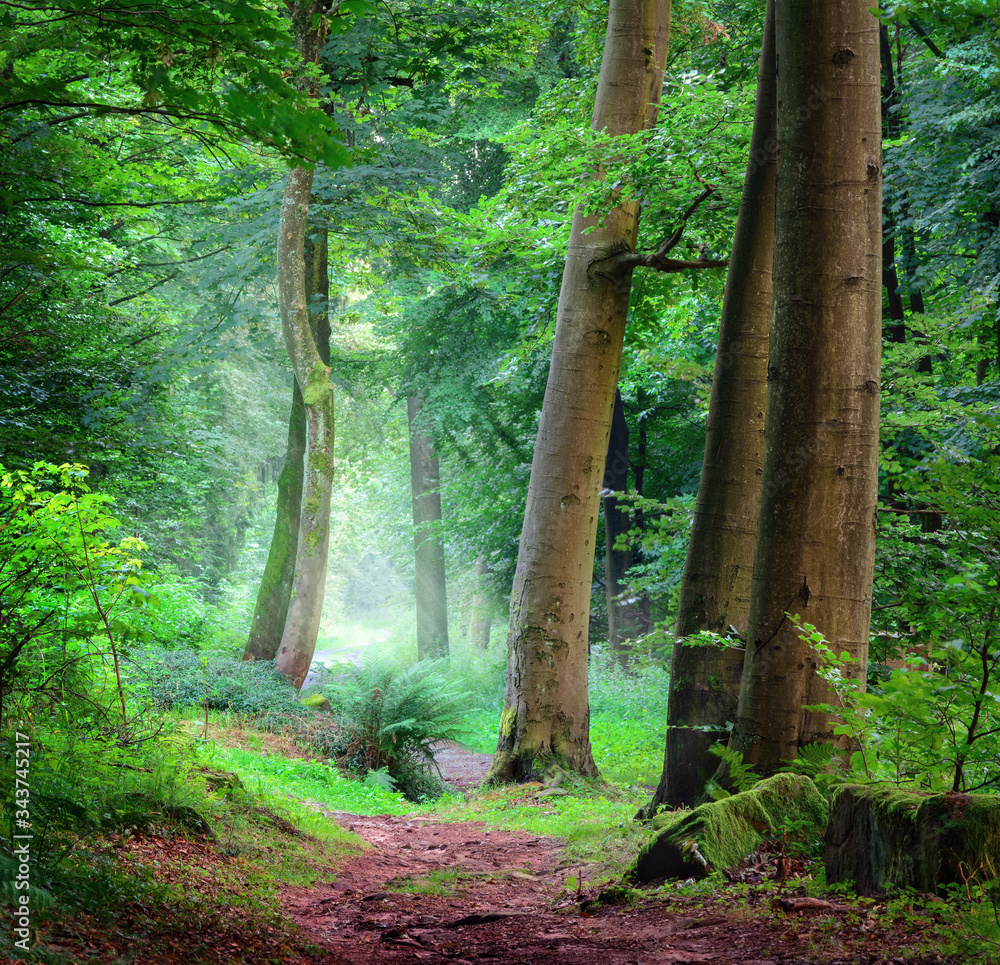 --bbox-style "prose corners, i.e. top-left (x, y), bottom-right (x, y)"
top-left (489, 0), bottom-right (671, 783)
top-left (468, 555), bottom-right (493, 650)
top-left (244, 379), bottom-right (306, 662)
top-left (274, 165), bottom-right (336, 690)
top-left (879, 25), bottom-right (907, 347)
top-left (645, 0), bottom-right (777, 811)
top-left (725, 0), bottom-right (882, 774)
top-left (407, 395), bottom-right (449, 660)
top-left (604, 388), bottom-right (636, 662)
top-left (633, 400), bottom-right (652, 635)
